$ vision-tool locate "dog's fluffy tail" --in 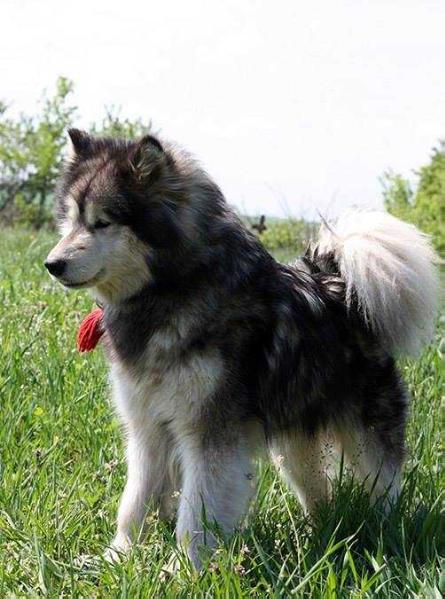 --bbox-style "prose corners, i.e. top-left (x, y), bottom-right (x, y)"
top-left (312, 210), bottom-right (439, 356)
